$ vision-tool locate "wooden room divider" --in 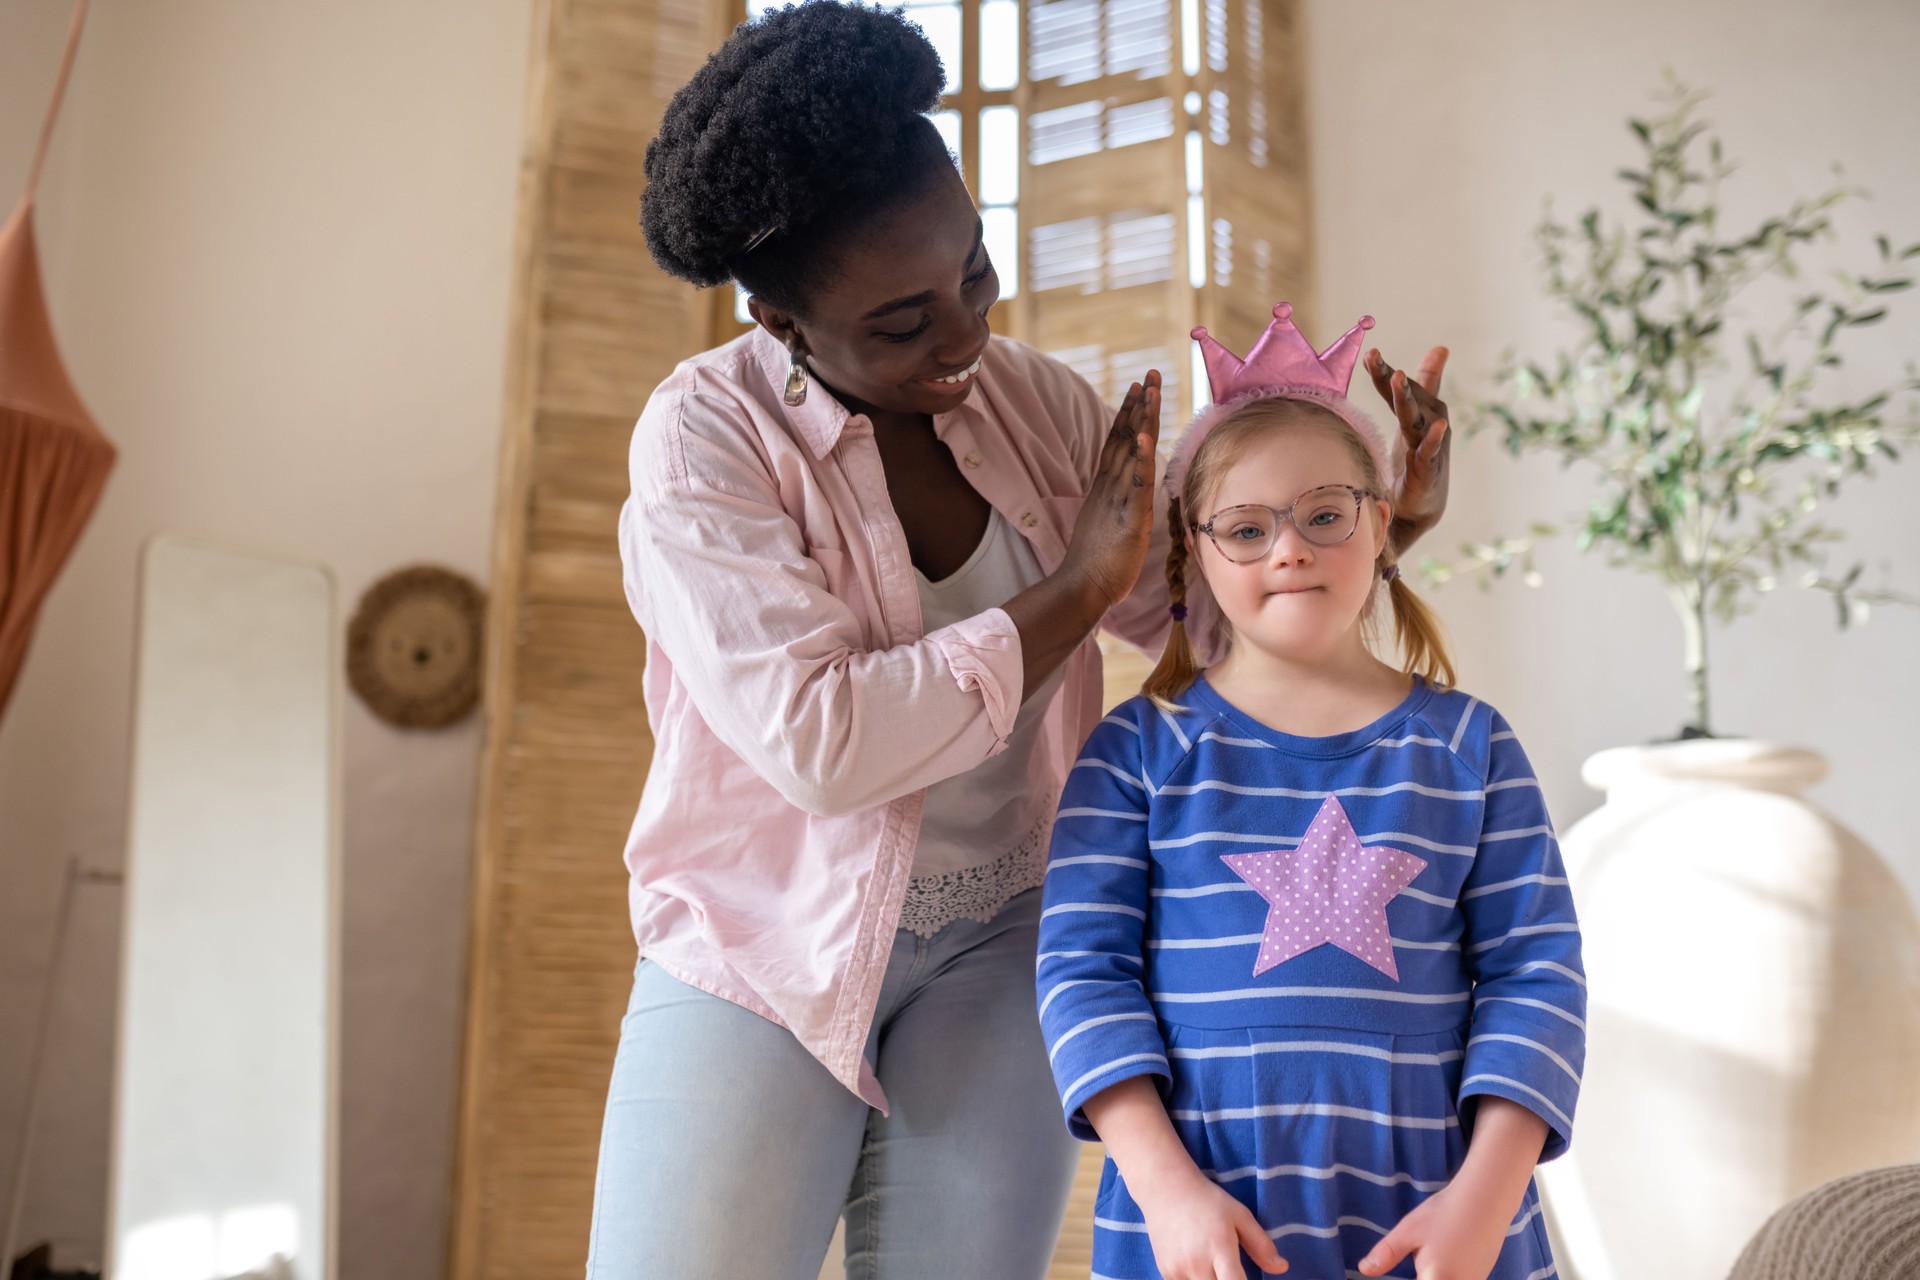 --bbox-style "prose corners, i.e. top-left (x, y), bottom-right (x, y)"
top-left (447, 2), bottom-right (725, 1276)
